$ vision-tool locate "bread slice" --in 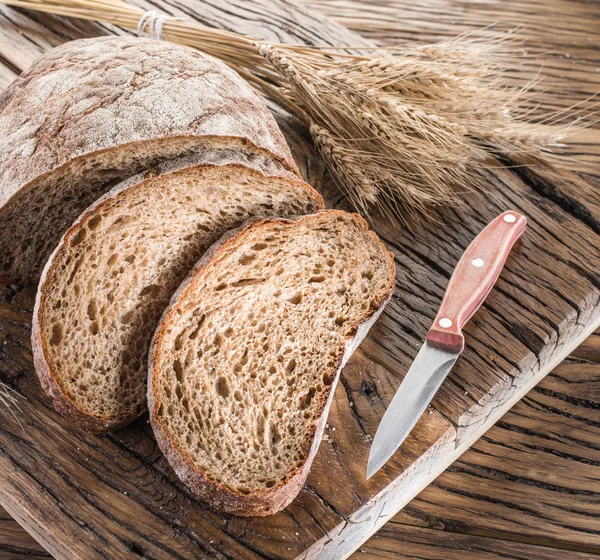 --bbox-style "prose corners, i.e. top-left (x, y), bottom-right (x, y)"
top-left (32, 152), bottom-right (323, 433)
top-left (0, 36), bottom-right (298, 282)
top-left (148, 210), bottom-right (395, 516)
